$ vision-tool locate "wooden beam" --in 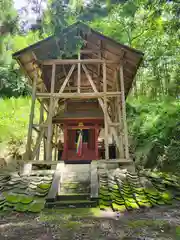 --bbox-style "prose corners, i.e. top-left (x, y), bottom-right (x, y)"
top-left (37, 99), bottom-right (48, 113)
top-left (108, 122), bottom-right (121, 127)
top-left (46, 64), bottom-right (56, 161)
top-left (77, 53), bottom-right (81, 93)
top-left (25, 70), bottom-right (37, 160)
top-left (103, 62), bottom-right (109, 160)
top-left (99, 159), bottom-right (133, 164)
top-left (32, 128), bottom-right (45, 160)
top-left (36, 101), bottom-right (44, 160)
top-left (80, 49), bottom-right (101, 54)
top-left (40, 59), bottom-right (120, 65)
top-left (54, 124), bottom-right (58, 161)
top-left (115, 70), bottom-right (124, 158)
top-left (32, 126), bottom-right (55, 146)
top-left (120, 65), bottom-right (130, 160)
top-left (36, 92), bottom-right (121, 99)
top-left (26, 161), bottom-right (62, 165)
top-left (59, 65), bottom-right (75, 93)
top-left (46, 162), bottom-right (63, 202)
